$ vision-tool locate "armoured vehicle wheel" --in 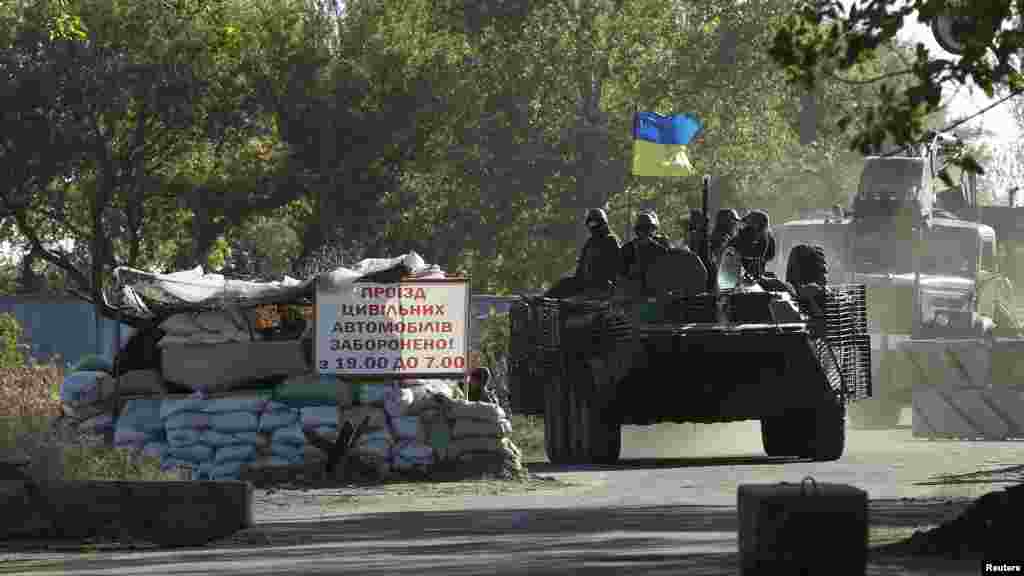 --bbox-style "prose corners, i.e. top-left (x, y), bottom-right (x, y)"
top-left (579, 359), bottom-right (621, 464)
top-left (786, 244), bottom-right (829, 287)
top-left (544, 370), bottom-right (573, 464)
top-left (760, 417), bottom-right (799, 457)
top-left (800, 399), bottom-right (846, 461)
